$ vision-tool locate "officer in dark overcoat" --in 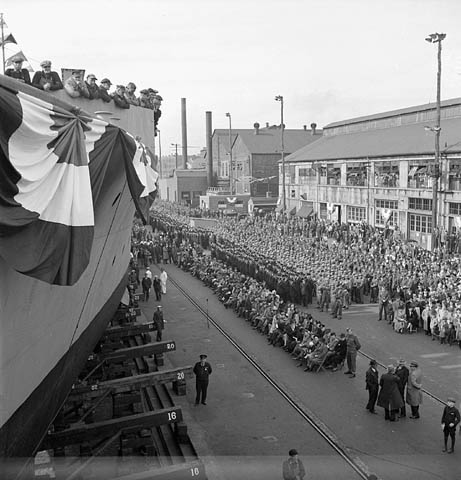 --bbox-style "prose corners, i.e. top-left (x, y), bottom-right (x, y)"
top-left (365, 359), bottom-right (379, 413)
top-left (193, 354), bottom-right (212, 405)
top-left (395, 358), bottom-right (409, 417)
top-left (441, 396), bottom-right (460, 453)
